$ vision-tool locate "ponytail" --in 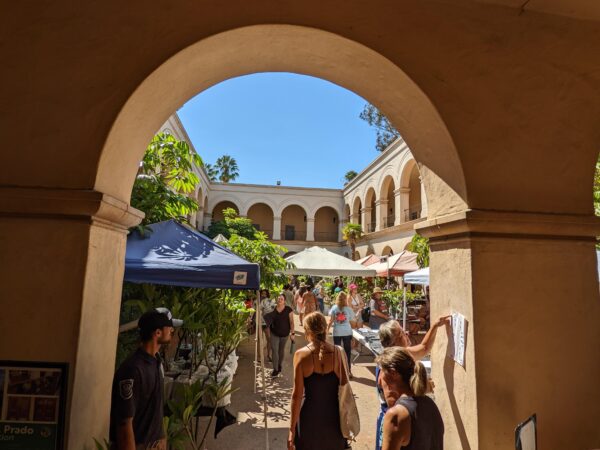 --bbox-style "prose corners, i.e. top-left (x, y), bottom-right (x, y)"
top-left (409, 361), bottom-right (428, 396)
